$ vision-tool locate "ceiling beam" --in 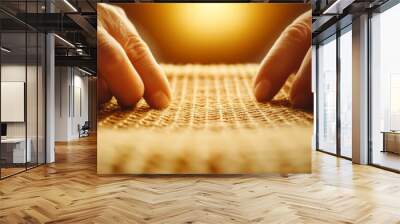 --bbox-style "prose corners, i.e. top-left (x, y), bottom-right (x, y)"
top-left (55, 55), bottom-right (96, 71)
top-left (67, 13), bottom-right (96, 38)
